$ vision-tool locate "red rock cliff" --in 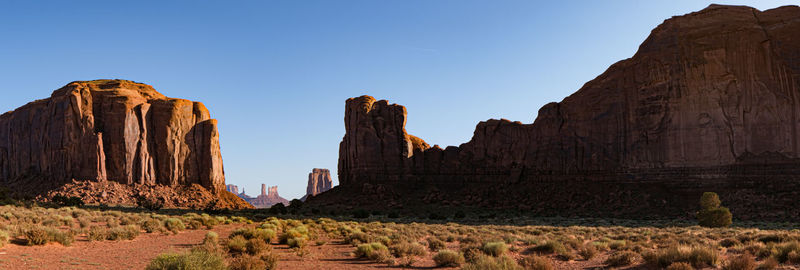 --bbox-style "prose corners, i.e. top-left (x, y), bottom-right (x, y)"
top-left (0, 80), bottom-right (225, 194)
top-left (330, 5), bottom-right (800, 219)
top-left (306, 168), bottom-right (333, 198)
